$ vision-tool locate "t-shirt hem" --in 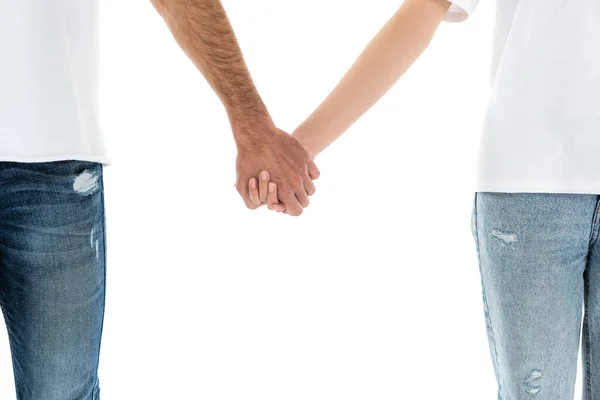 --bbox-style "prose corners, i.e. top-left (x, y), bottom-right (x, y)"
top-left (443, 2), bottom-right (476, 23)
top-left (0, 154), bottom-right (112, 166)
top-left (475, 178), bottom-right (600, 195)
